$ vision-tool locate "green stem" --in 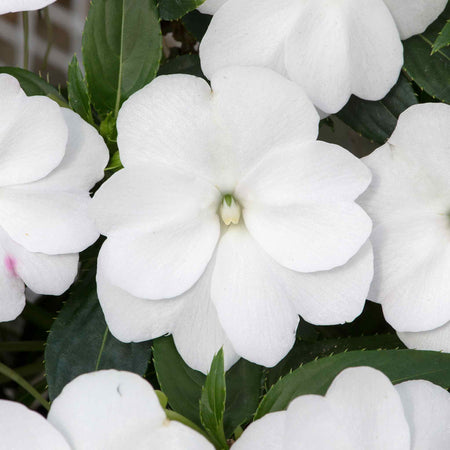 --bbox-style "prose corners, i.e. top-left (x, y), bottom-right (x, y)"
top-left (22, 11), bottom-right (29, 70)
top-left (42, 7), bottom-right (53, 71)
top-left (0, 361), bottom-right (49, 410)
top-left (95, 327), bottom-right (109, 370)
